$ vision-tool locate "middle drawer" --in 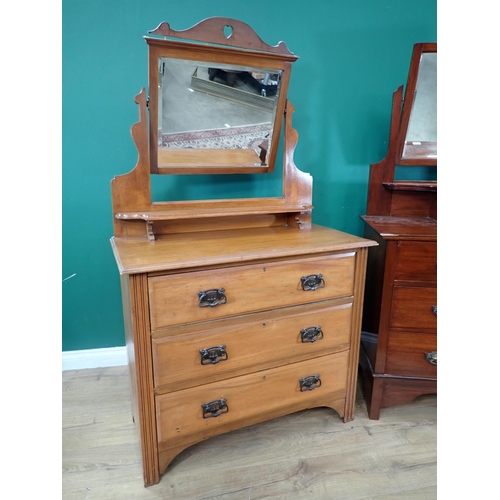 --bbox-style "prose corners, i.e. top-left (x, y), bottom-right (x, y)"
top-left (148, 253), bottom-right (355, 330)
top-left (152, 300), bottom-right (353, 392)
top-left (390, 285), bottom-right (437, 331)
